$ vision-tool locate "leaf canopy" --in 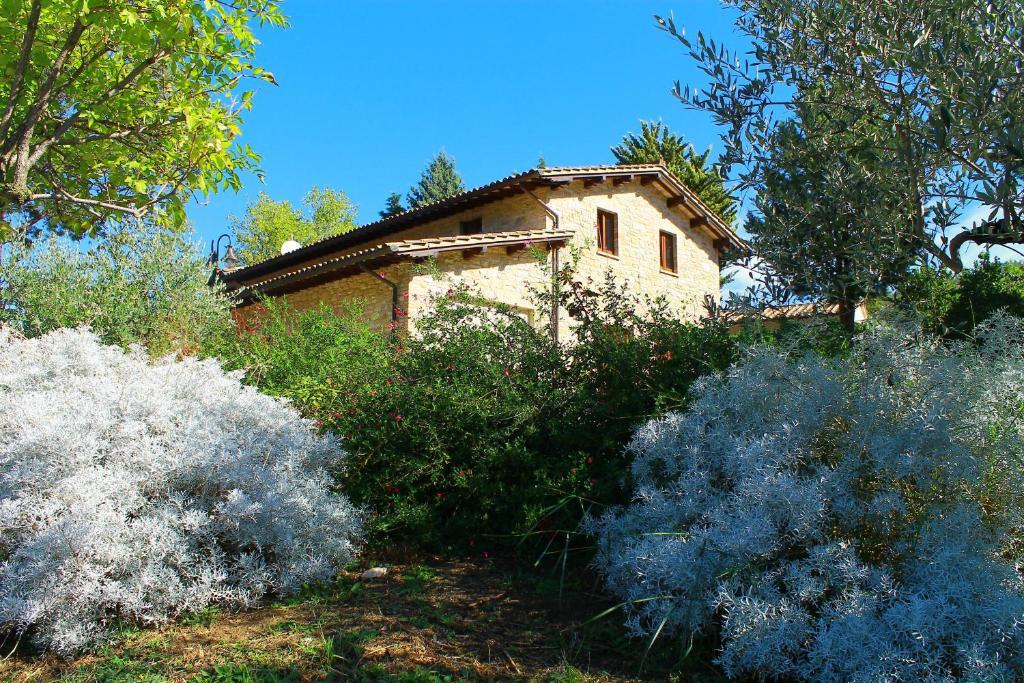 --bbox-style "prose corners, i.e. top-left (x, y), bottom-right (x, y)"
top-left (0, 0), bottom-right (285, 239)
top-left (230, 187), bottom-right (358, 265)
top-left (611, 120), bottom-right (737, 222)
